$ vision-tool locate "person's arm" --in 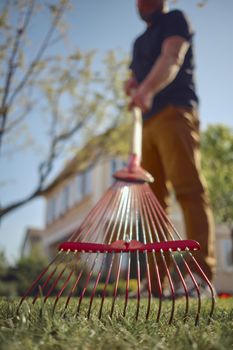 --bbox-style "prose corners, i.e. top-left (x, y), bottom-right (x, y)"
top-left (130, 35), bottom-right (190, 112)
